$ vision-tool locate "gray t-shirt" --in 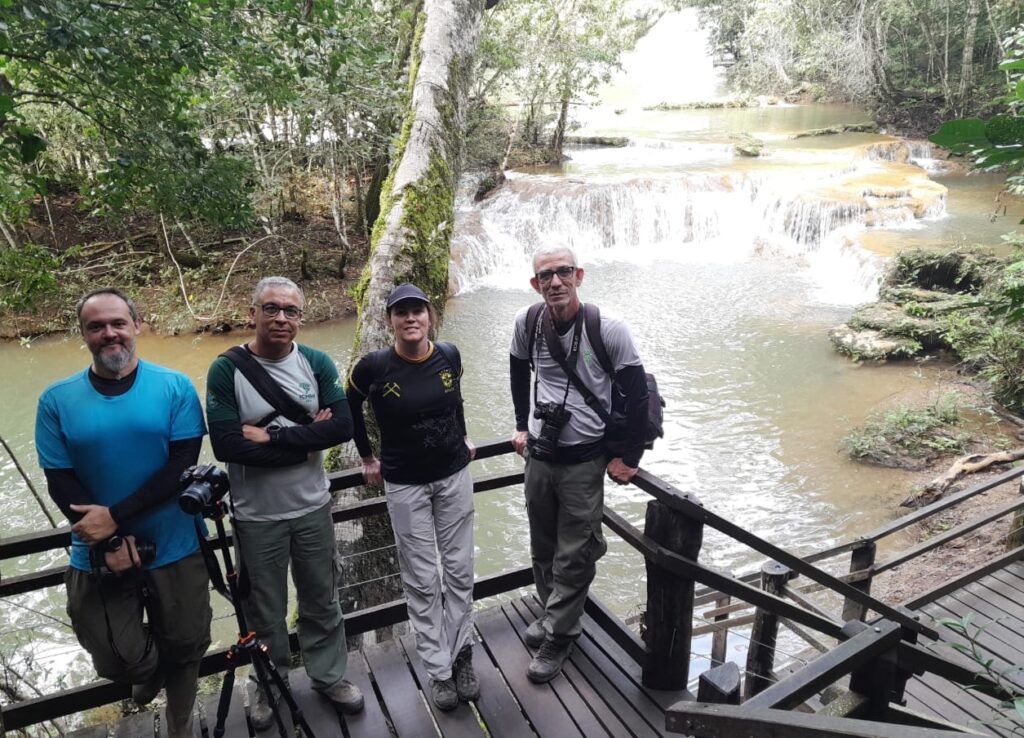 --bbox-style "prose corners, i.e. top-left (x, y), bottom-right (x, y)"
top-left (510, 303), bottom-right (641, 445)
top-left (206, 344), bottom-right (344, 522)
